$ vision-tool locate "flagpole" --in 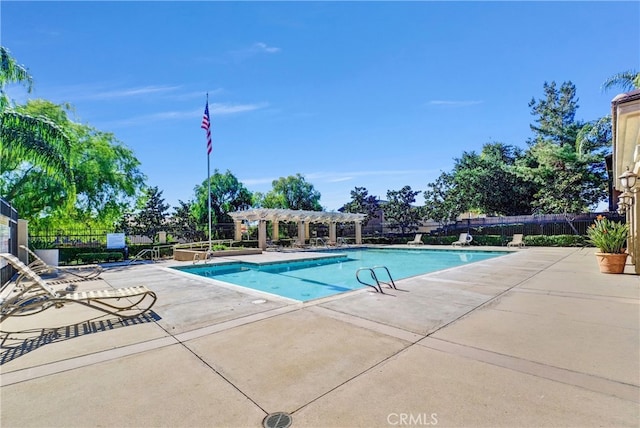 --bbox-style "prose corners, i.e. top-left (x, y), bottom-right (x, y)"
top-left (206, 93), bottom-right (212, 252)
